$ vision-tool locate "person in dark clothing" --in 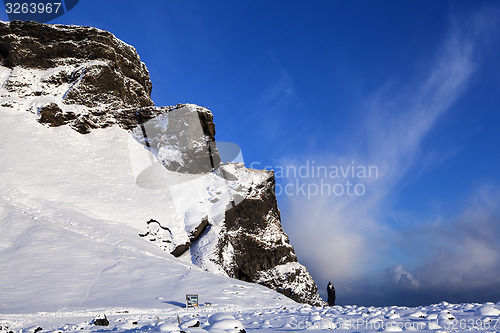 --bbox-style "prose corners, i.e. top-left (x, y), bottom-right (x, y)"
top-left (327, 281), bottom-right (336, 306)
